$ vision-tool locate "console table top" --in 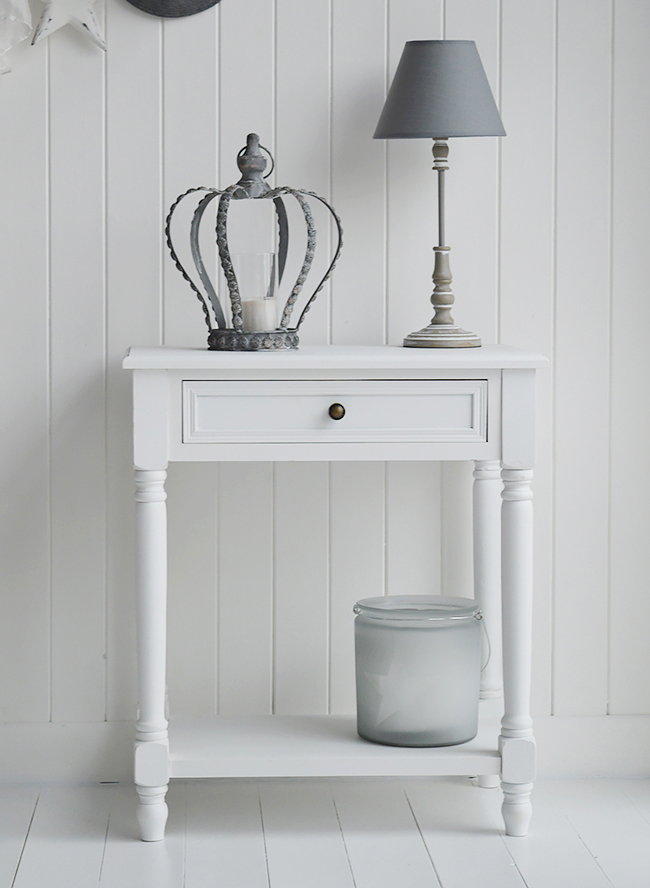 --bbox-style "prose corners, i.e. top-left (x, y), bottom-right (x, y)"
top-left (123, 343), bottom-right (548, 372)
